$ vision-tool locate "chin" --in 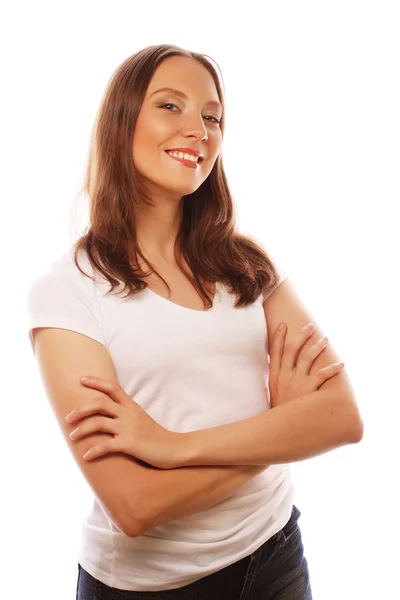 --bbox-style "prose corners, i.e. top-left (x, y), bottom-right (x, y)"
top-left (170, 185), bottom-right (201, 197)
top-left (159, 177), bottom-right (205, 197)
